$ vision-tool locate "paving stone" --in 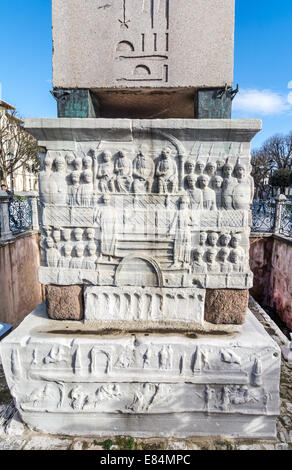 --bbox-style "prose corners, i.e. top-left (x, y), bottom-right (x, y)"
top-left (262, 444), bottom-right (275, 450)
top-left (24, 436), bottom-right (72, 450)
